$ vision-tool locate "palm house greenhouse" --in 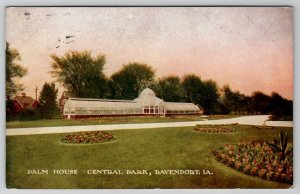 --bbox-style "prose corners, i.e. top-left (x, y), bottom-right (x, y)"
top-left (63, 88), bottom-right (201, 119)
